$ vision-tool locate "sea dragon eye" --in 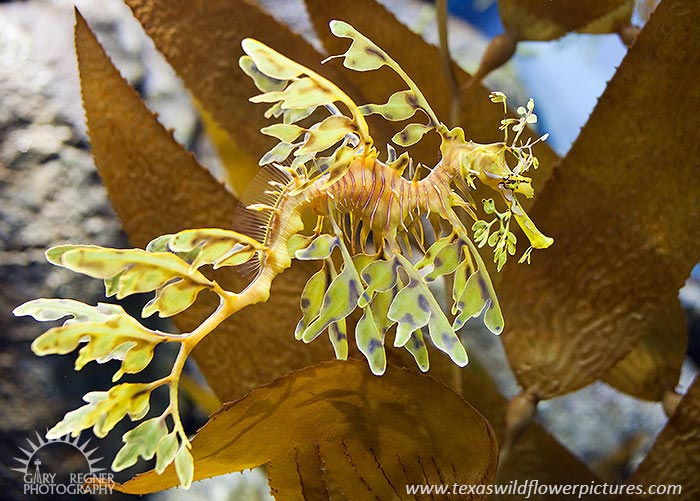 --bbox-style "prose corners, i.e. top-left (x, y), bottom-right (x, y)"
top-left (14, 20), bottom-right (553, 488)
